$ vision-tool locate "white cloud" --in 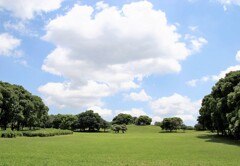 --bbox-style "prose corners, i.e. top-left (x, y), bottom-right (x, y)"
top-left (217, 0), bottom-right (240, 5)
top-left (87, 106), bottom-right (113, 120)
top-left (38, 81), bottom-right (112, 109)
top-left (212, 65), bottom-right (240, 81)
top-left (150, 93), bottom-right (201, 125)
top-left (4, 21), bottom-right (38, 37)
top-left (116, 108), bottom-right (147, 117)
top-left (0, 33), bottom-right (21, 56)
top-left (40, 1), bottom-right (206, 109)
top-left (187, 76), bottom-right (210, 87)
top-left (125, 89), bottom-right (152, 102)
top-left (217, 0), bottom-right (240, 9)
top-left (151, 116), bottom-right (163, 124)
top-left (236, 50), bottom-right (240, 62)
top-left (185, 34), bottom-right (208, 53)
top-left (187, 55), bottom-right (240, 86)
top-left (0, 0), bottom-right (63, 20)
top-left (188, 26), bottom-right (198, 31)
